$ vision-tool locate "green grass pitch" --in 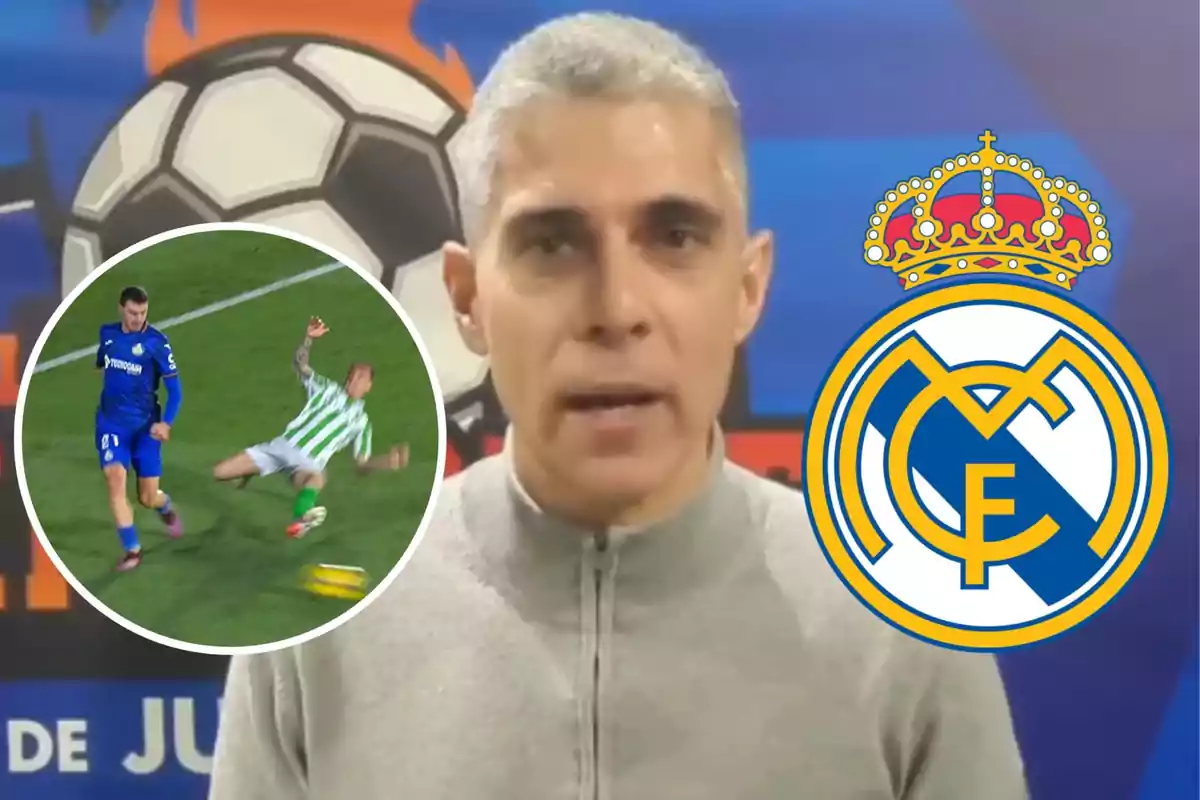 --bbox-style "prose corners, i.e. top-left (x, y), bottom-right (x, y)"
top-left (19, 230), bottom-right (442, 648)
